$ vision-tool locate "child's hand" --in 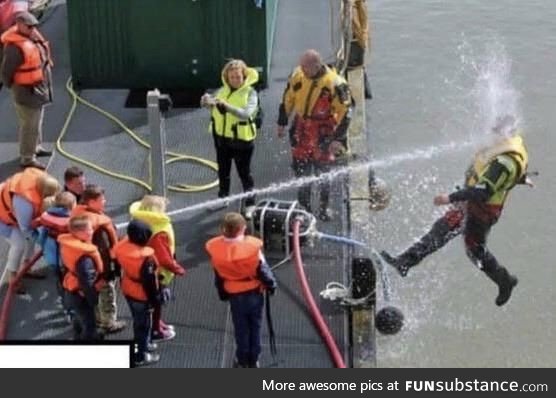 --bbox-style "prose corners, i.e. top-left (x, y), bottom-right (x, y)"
top-left (160, 287), bottom-right (172, 303)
